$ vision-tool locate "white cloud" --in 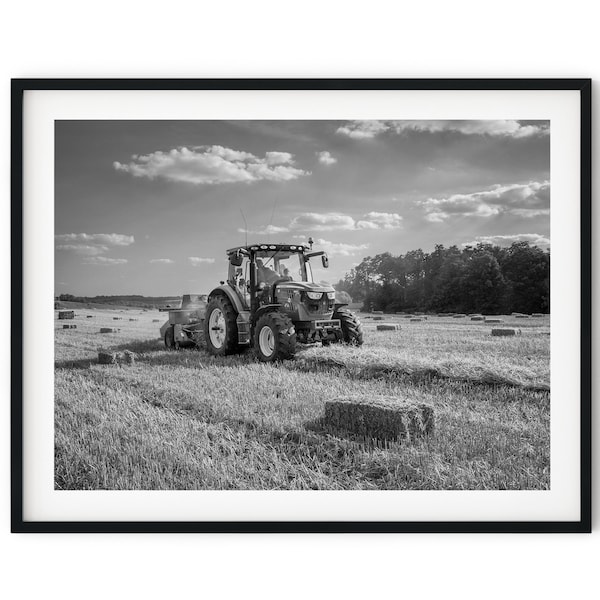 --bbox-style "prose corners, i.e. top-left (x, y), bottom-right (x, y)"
top-left (56, 244), bottom-right (109, 256)
top-left (421, 181), bottom-right (550, 222)
top-left (316, 151), bottom-right (337, 165)
top-left (237, 224), bottom-right (290, 235)
top-left (82, 257), bottom-right (128, 265)
top-left (150, 258), bottom-right (174, 264)
top-left (55, 233), bottom-right (134, 246)
top-left (337, 120), bottom-right (548, 139)
top-left (336, 120), bottom-right (389, 139)
top-left (284, 211), bottom-right (403, 232)
top-left (462, 234), bottom-right (550, 250)
top-left (188, 257), bottom-right (215, 266)
top-left (114, 145), bottom-right (308, 185)
top-left (356, 212), bottom-right (403, 230)
top-left (316, 238), bottom-right (369, 257)
top-left (289, 213), bottom-right (356, 231)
